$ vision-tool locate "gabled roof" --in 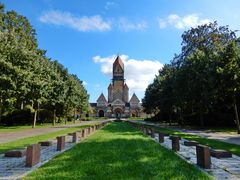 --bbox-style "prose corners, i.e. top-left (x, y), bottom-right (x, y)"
top-left (97, 93), bottom-right (107, 103)
top-left (108, 83), bottom-right (113, 89)
top-left (124, 83), bottom-right (129, 89)
top-left (129, 93), bottom-right (140, 103)
top-left (113, 56), bottom-right (124, 71)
